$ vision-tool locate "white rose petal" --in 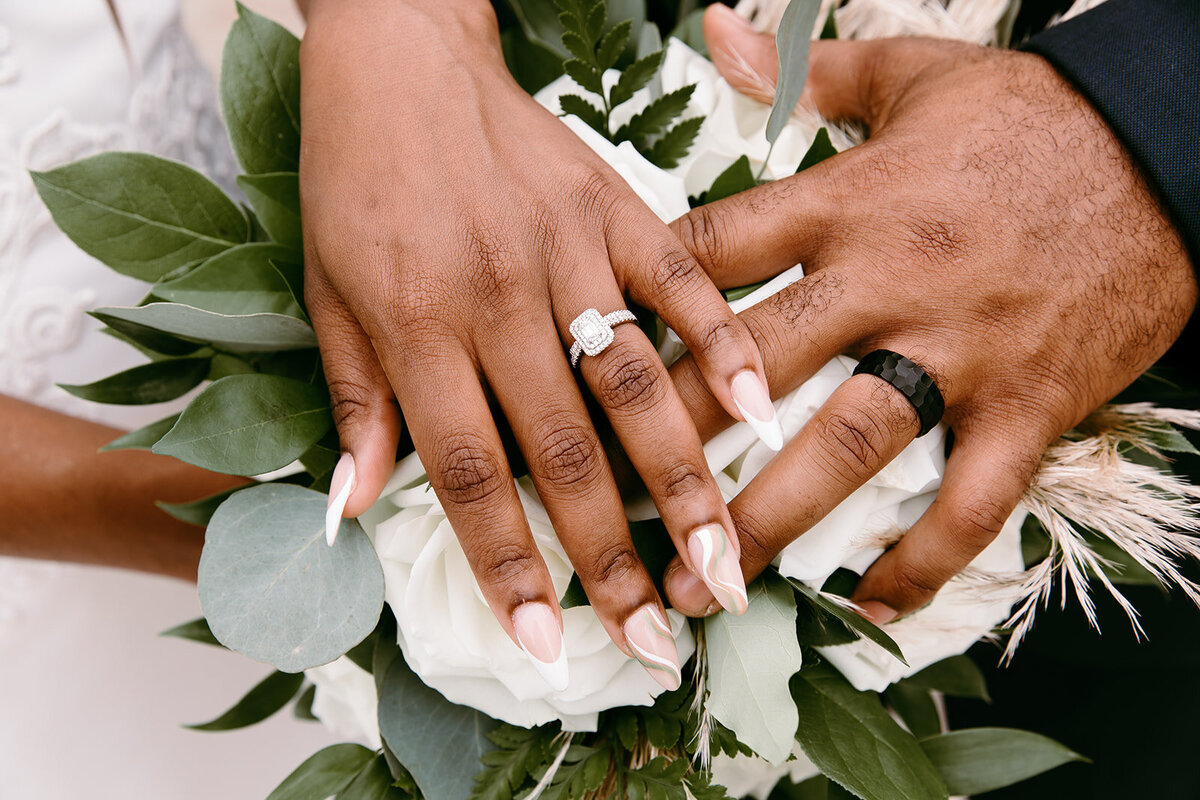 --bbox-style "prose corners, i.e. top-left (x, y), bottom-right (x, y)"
top-left (307, 656), bottom-right (382, 749)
